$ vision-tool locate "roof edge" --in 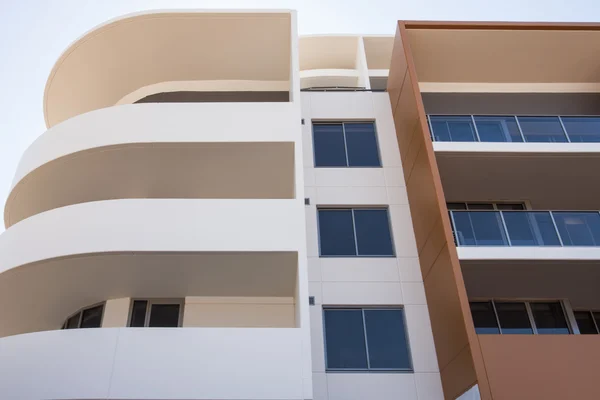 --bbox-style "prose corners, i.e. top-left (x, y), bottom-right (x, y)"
top-left (401, 20), bottom-right (600, 30)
